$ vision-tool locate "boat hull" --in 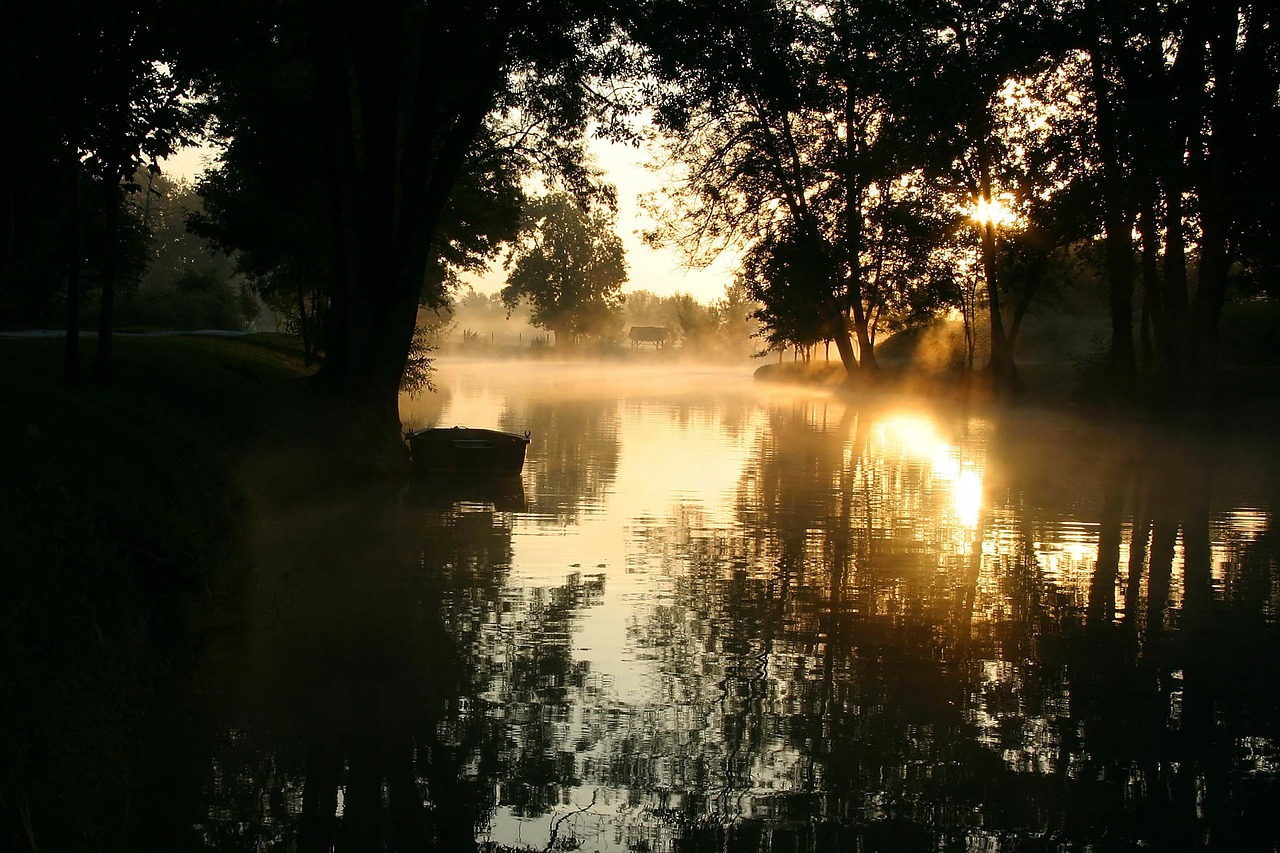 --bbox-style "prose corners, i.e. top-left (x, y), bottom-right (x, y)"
top-left (407, 427), bottom-right (529, 476)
